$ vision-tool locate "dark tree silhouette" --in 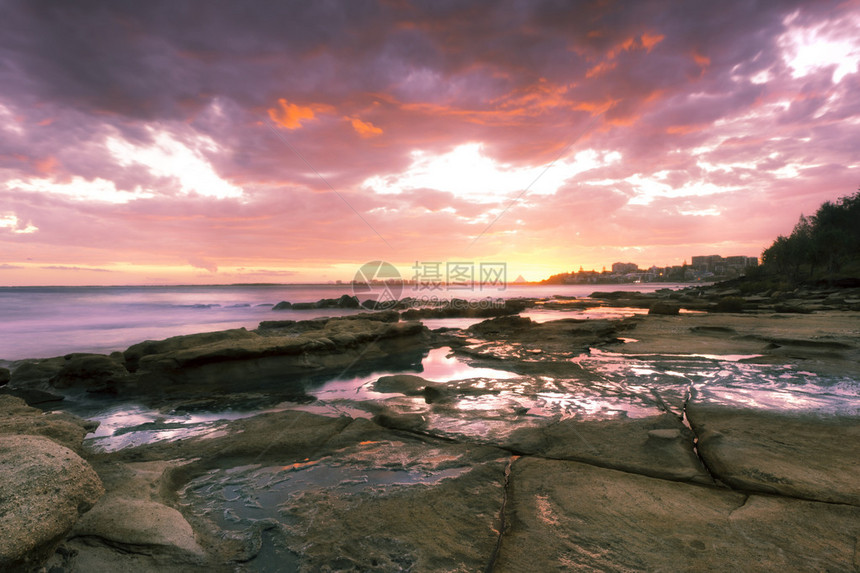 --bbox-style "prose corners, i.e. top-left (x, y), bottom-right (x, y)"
top-left (761, 190), bottom-right (860, 282)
